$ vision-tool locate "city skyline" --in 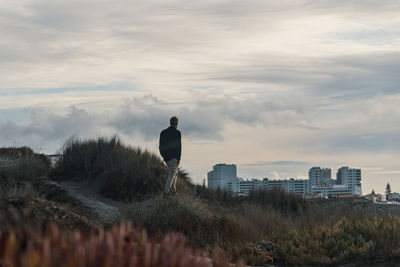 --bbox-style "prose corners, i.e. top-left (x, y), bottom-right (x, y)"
top-left (209, 163), bottom-right (391, 194)
top-left (1, 1), bottom-right (400, 195)
top-left (207, 163), bottom-right (362, 197)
